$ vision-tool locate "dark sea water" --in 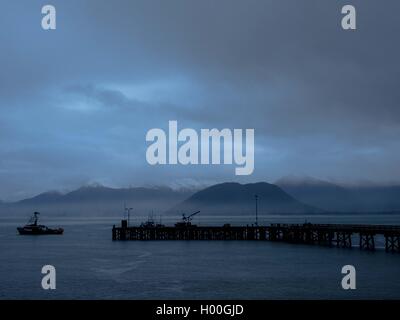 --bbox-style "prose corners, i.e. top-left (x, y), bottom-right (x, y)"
top-left (1, 214), bottom-right (400, 300)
